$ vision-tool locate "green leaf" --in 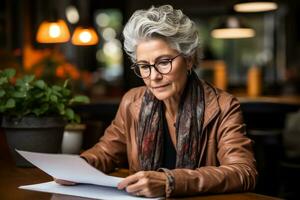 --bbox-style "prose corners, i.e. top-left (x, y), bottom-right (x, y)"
top-left (33, 104), bottom-right (49, 116)
top-left (61, 88), bottom-right (71, 96)
top-left (12, 91), bottom-right (26, 98)
top-left (15, 79), bottom-right (24, 86)
top-left (50, 95), bottom-right (58, 102)
top-left (70, 95), bottom-right (90, 104)
top-left (35, 80), bottom-right (46, 89)
top-left (23, 75), bottom-right (35, 83)
top-left (51, 87), bottom-right (62, 97)
top-left (0, 77), bottom-right (8, 85)
top-left (3, 68), bottom-right (16, 79)
top-left (63, 79), bottom-right (69, 88)
top-left (52, 85), bottom-right (62, 91)
top-left (6, 98), bottom-right (15, 108)
top-left (57, 103), bottom-right (65, 113)
top-left (34, 92), bottom-right (44, 98)
top-left (65, 108), bottom-right (75, 120)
